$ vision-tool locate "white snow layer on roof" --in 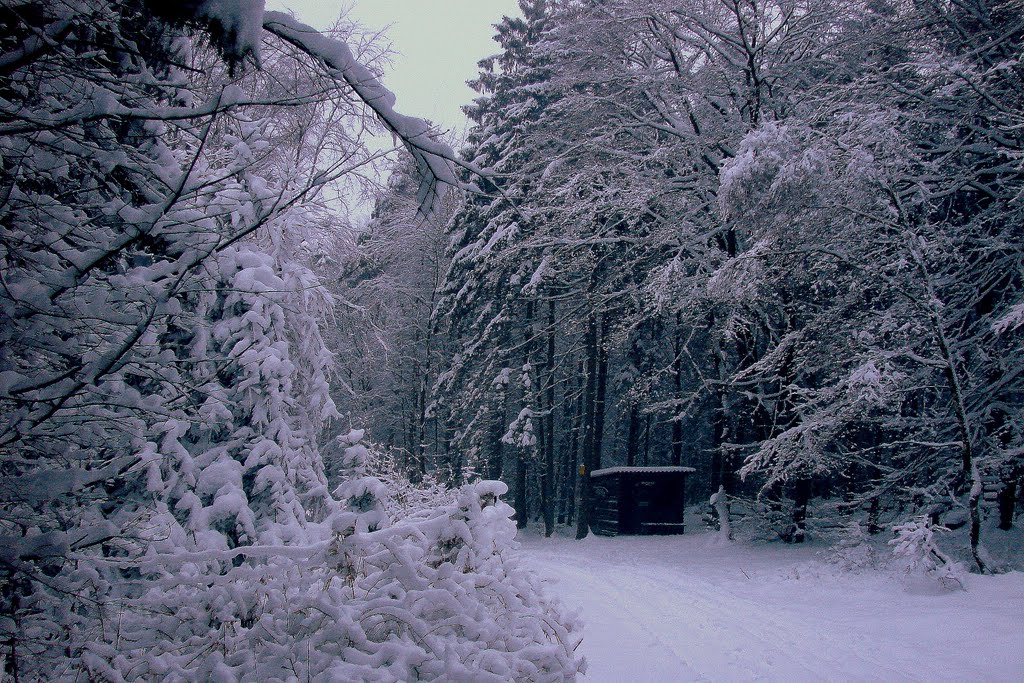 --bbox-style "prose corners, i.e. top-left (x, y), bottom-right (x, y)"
top-left (590, 466), bottom-right (696, 477)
